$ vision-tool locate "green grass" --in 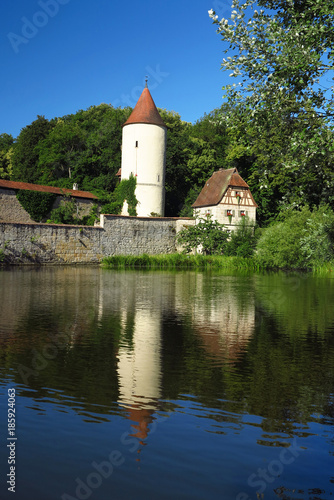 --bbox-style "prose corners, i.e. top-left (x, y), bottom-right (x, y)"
top-left (311, 260), bottom-right (334, 276)
top-left (101, 253), bottom-right (261, 271)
